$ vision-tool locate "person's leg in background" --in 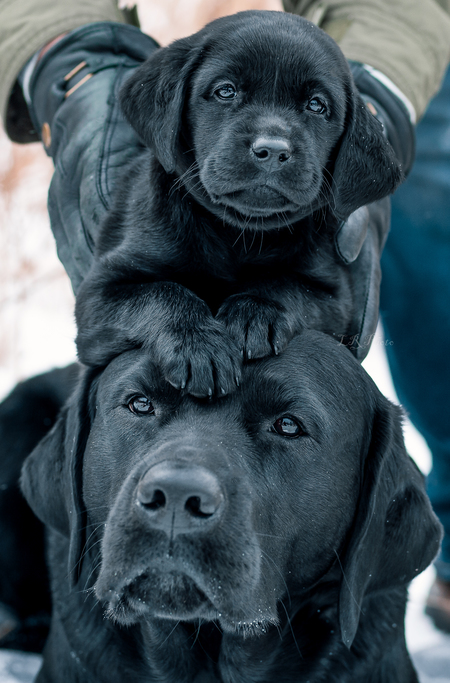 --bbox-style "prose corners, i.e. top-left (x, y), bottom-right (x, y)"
top-left (380, 67), bottom-right (450, 632)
